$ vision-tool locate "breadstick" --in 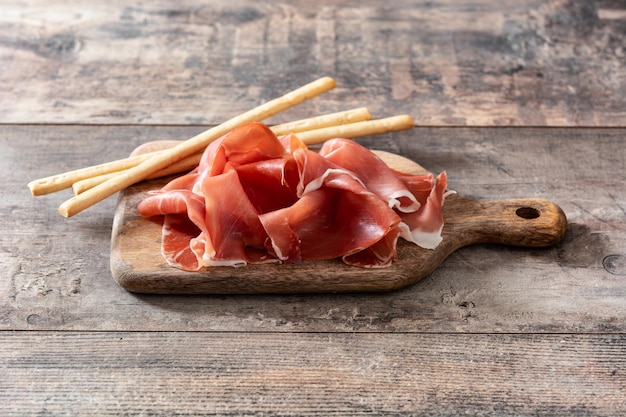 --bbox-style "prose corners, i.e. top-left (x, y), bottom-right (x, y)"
top-left (29, 103), bottom-right (361, 197)
top-left (71, 109), bottom-right (371, 195)
top-left (68, 109), bottom-right (370, 195)
top-left (73, 113), bottom-right (412, 195)
top-left (27, 151), bottom-right (158, 196)
top-left (271, 107), bottom-right (371, 136)
top-left (294, 114), bottom-right (415, 145)
top-left (58, 76), bottom-right (336, 217)
top-left (72, 153), bottom-right (203, 195)
top-left (71, 172), bottom-right (117, 195)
